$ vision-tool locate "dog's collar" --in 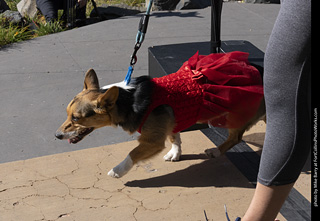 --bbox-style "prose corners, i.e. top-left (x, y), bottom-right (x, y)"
top-left (101, 81), bottom-right (134, 91)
